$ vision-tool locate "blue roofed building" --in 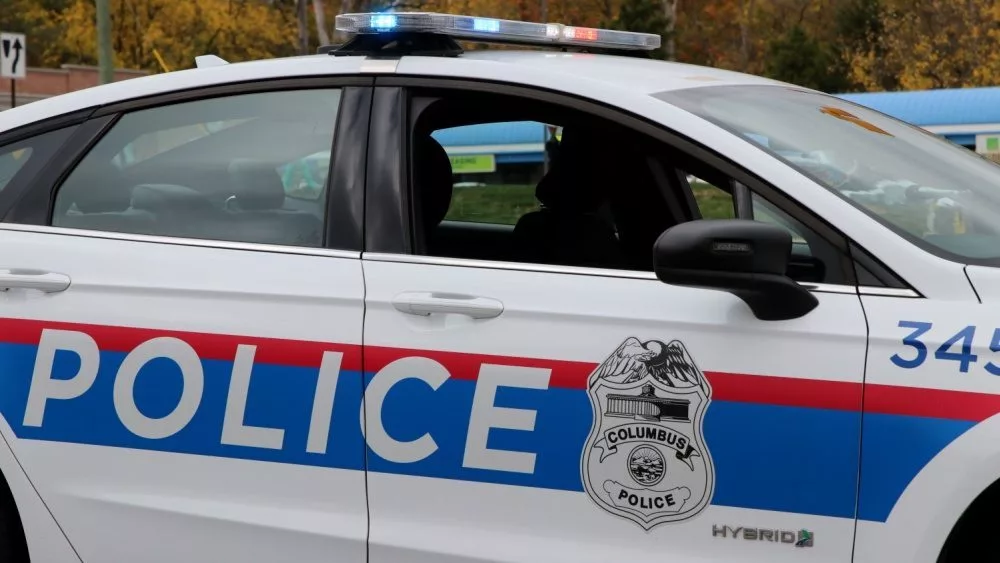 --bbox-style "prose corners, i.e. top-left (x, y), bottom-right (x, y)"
top-left (837, 87), bottom-right (1000, 153)
top-left (431, 120), bottom-right (557, 185)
